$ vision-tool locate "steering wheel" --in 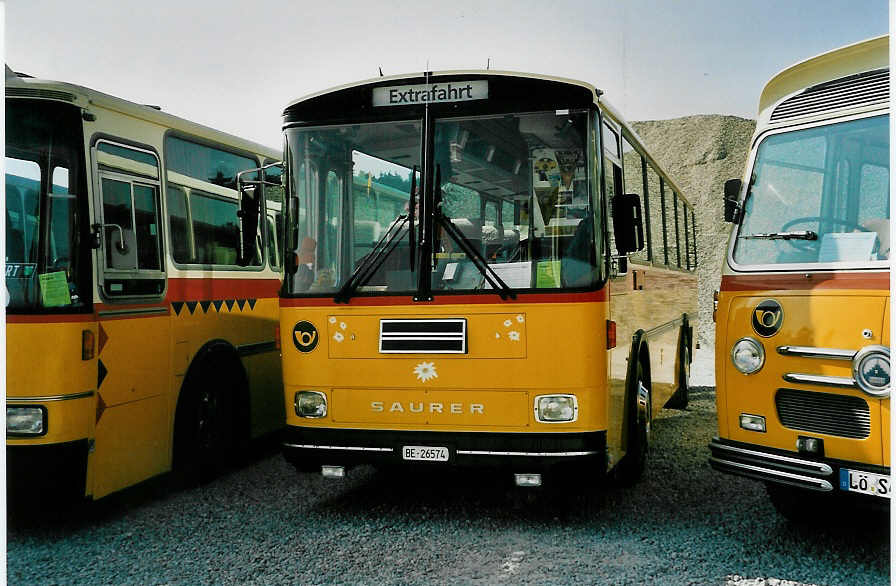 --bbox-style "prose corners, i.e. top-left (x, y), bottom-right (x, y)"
top-left (778, 216), bottom-right (869, 251)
